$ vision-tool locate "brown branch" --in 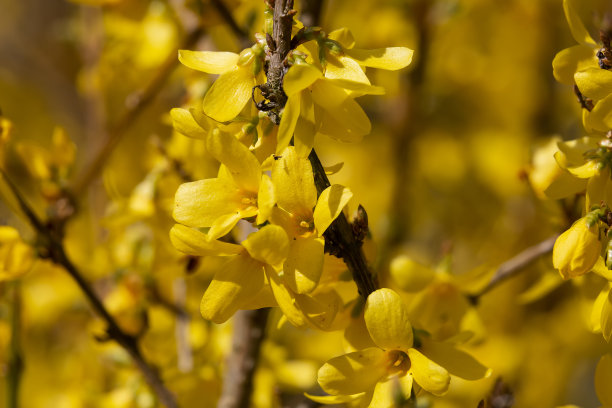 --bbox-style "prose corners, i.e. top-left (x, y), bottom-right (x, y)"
top-left (262, 0), bottom-right (377, 298)
top-left (0, 170), bottom-right (179, 408)
top-left (71, 25), bottom-right (205, 197)
top-left (308, 150), bottom-right (378, 298)
top-left (6, 281), bottom-right (23, 408)
top-left (217, 309), bottom-right (269, 408)
top-left (470, 235), bottom-right (558, 300)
